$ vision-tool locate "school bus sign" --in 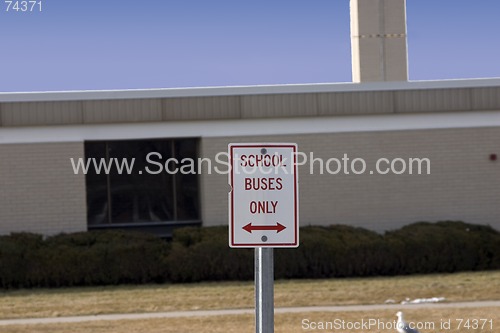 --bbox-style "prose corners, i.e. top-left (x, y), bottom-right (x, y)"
top-left (228, 143), bottom-right (299, 248)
